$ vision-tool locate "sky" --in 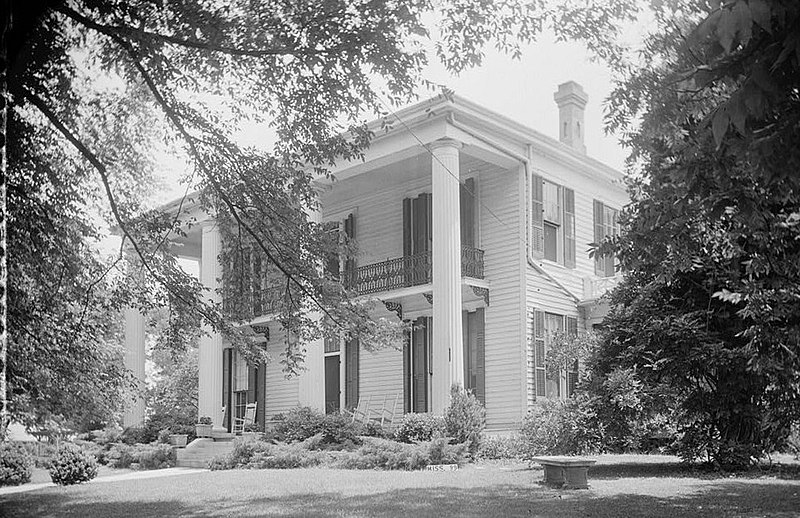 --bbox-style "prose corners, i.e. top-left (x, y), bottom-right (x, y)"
top-left (150, 28), bottom-right (648, 207)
